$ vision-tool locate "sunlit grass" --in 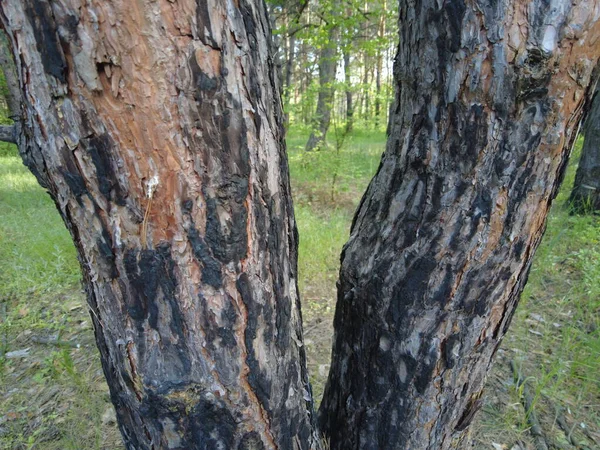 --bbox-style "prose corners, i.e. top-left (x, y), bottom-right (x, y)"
top-left (0, 149), bottom-right (80, 300)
